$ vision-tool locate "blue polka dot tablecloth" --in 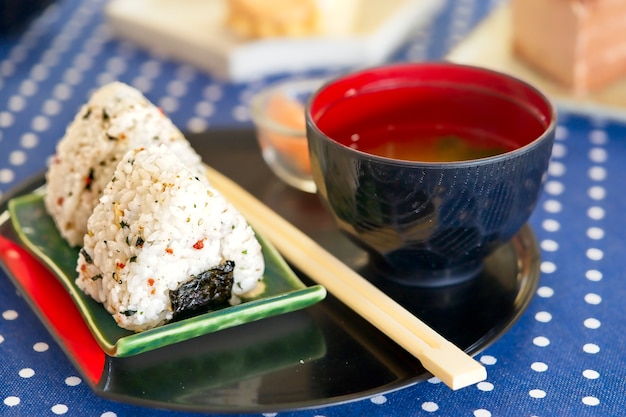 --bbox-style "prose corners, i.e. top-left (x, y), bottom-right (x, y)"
top-left (1, 0), bottom-right (626, 416)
